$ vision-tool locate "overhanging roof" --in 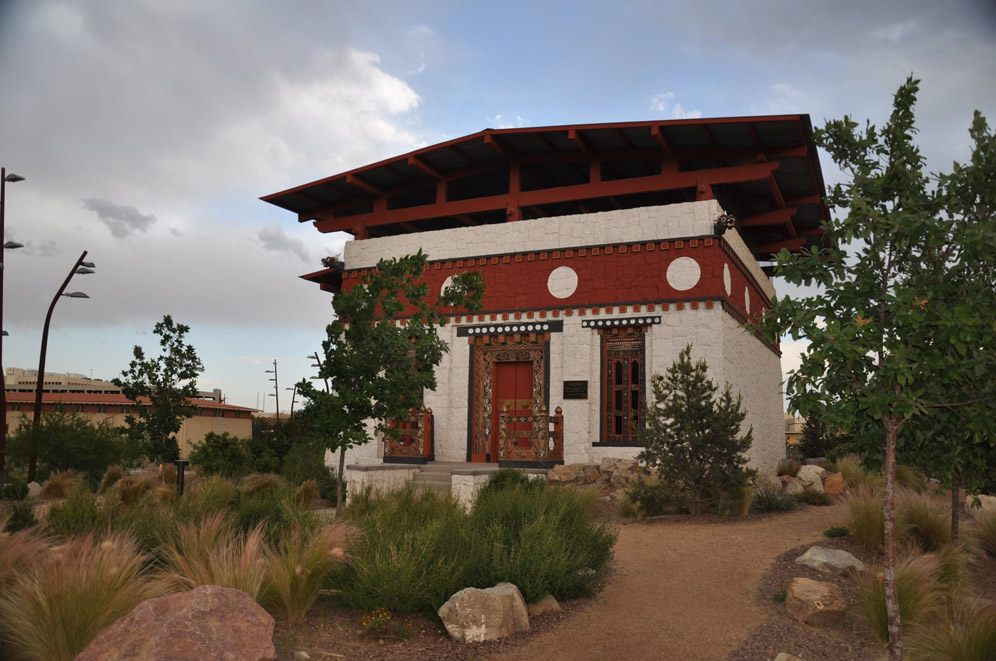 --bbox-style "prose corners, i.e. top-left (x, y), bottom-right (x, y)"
top-left (263, 116), bottom-right (830, 260)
